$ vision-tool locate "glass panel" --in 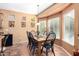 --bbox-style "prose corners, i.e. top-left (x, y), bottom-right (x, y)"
top-left (63, 9), bottom-right (74, 45)
top-left (39, 20), bottom-right (46, 36)
top-left (48, 17), bottom-right (60, 39)
top-left (8, 15), bottom-right (15, 21)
